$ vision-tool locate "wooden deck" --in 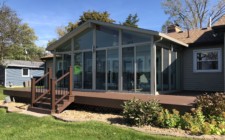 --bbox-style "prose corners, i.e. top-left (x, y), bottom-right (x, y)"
top-left (3, 88), bottom-right (197, 112)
